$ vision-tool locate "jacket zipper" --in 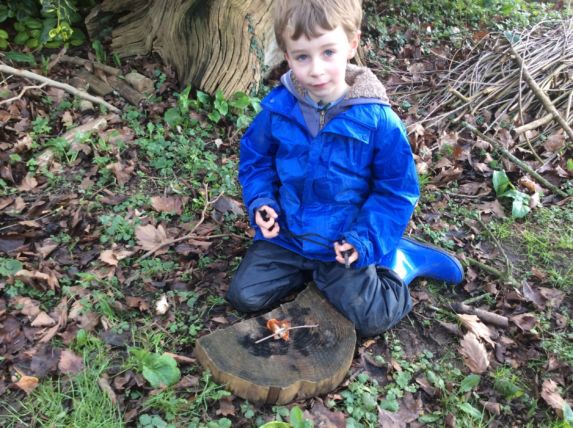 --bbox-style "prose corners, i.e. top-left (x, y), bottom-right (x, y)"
top-left (319, 109), bottom-right (326, 130)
